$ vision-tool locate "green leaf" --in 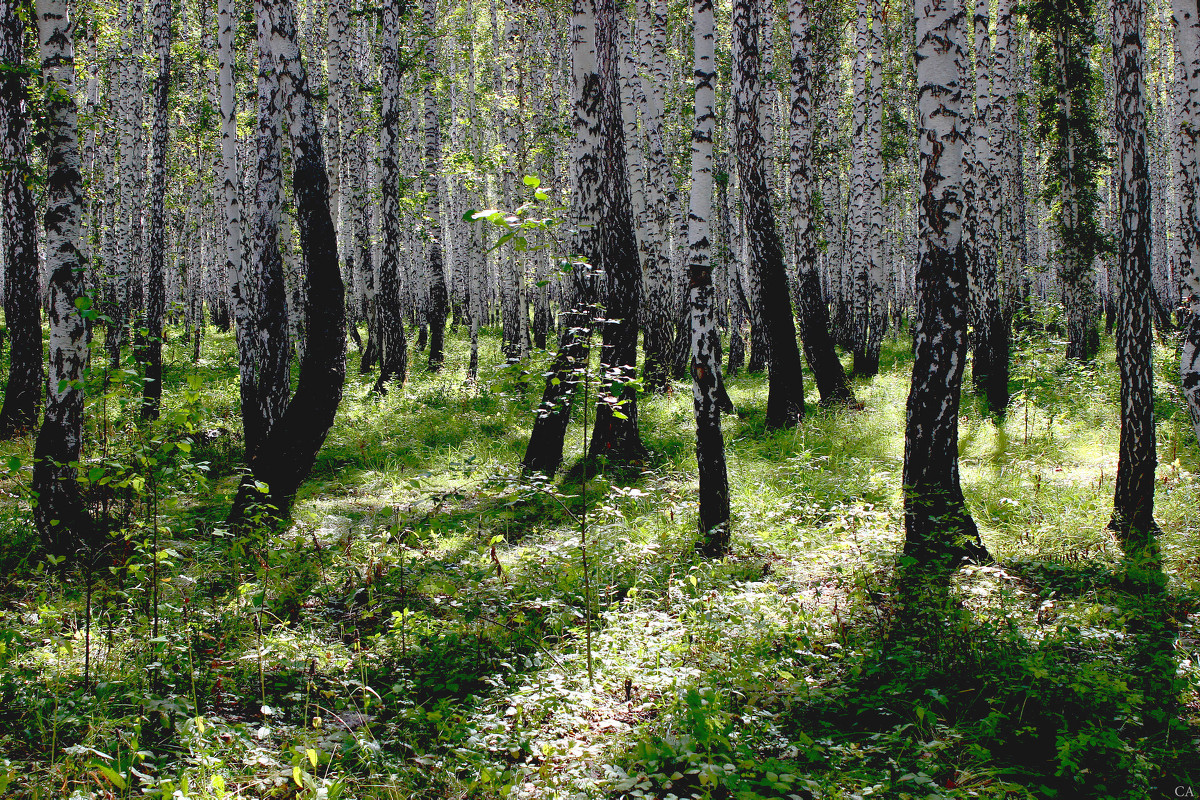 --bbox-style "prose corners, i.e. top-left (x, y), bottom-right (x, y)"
top-left (96, 765), bottom-right (126, 790)
top-left (522, 175), bottom-right (541, 188)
